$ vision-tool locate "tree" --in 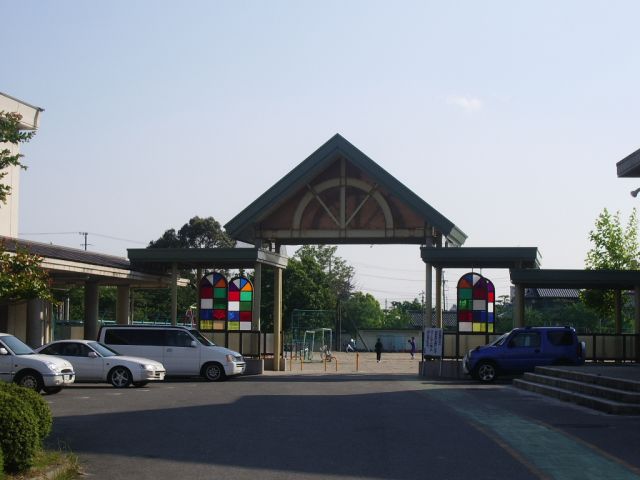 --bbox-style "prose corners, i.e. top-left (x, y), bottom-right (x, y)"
top-left (383, 299), bottom-right (422, 329)
top-left (0, 112), bottom-right (34, 205)
top-left (0, 116), bottom-right (52, 304)
top-left (140, 216), bottom-right (235, 322)
top-left (148, 216), bottom-right (234, 248)
top-left (257, 245), bottom-right (356, 332)
top-left (0, 245), bottom-right (54, 303)
top-left (582, 208), bottom-right (639, 330)
top-left (342, 292), bottom-right (384, 332)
